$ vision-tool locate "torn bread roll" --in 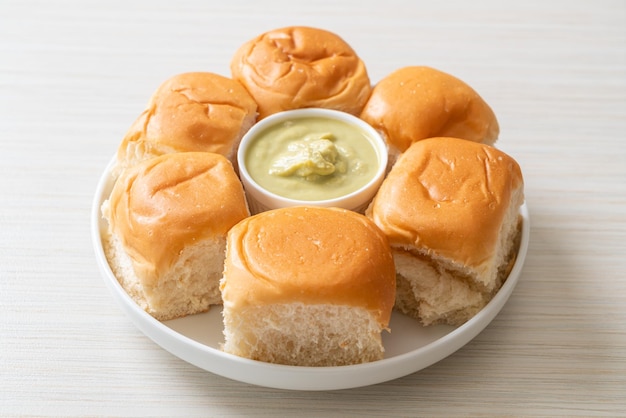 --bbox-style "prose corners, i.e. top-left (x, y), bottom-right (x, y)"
top-left (230, 26), bottom-right (372, 119)
top-left (220, 206), bottom-right (396, 366)
top-left (366, 137), bottom-right (523, 326)
top-left (102, 152), bottom-right (250, 321)
top-left (360, 66), bottom-right (499, 164)
top-left (115, 72), bottom-right (258, 174)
